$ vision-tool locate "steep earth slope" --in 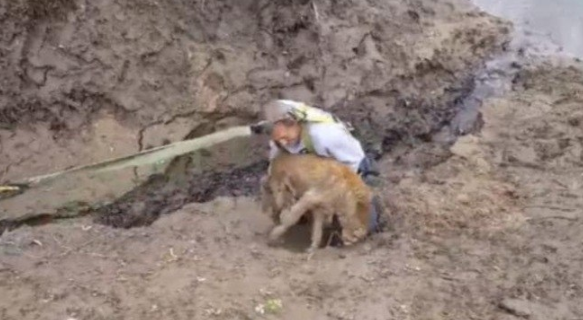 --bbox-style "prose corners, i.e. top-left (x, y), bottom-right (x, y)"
top-left (0, 0), bottom-right (509, 222)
